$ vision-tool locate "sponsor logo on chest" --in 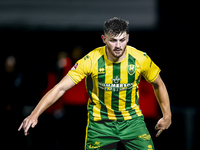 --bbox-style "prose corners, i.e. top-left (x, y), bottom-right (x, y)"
top-left (98, 64), bottom-right (136, 91)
